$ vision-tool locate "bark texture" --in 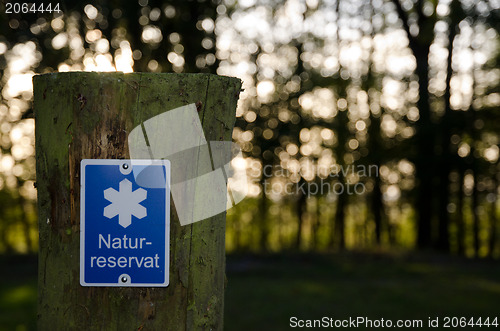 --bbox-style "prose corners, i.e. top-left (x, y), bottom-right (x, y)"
top-left (34, 72), bottom-right (241, 330)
